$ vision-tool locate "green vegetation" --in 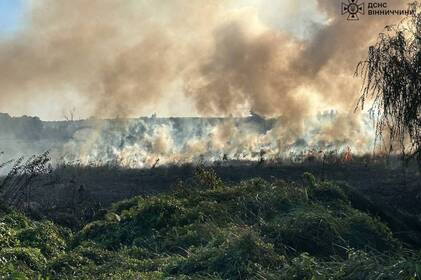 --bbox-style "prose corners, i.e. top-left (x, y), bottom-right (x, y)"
top-left (0, 170), bottom-right (420, 279)
top-left (357, 3), bottom-right (421, 166)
